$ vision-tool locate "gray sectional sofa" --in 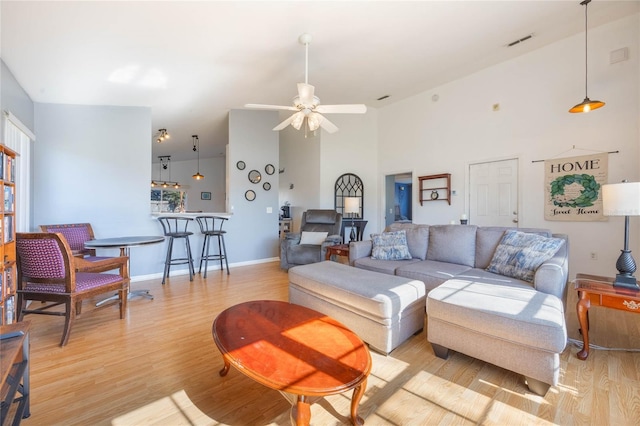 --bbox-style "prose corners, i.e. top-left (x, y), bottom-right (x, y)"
top-left (348, 222), bottom-right (570, 395)
top-left (349, 223), bottom-right (569, 301)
